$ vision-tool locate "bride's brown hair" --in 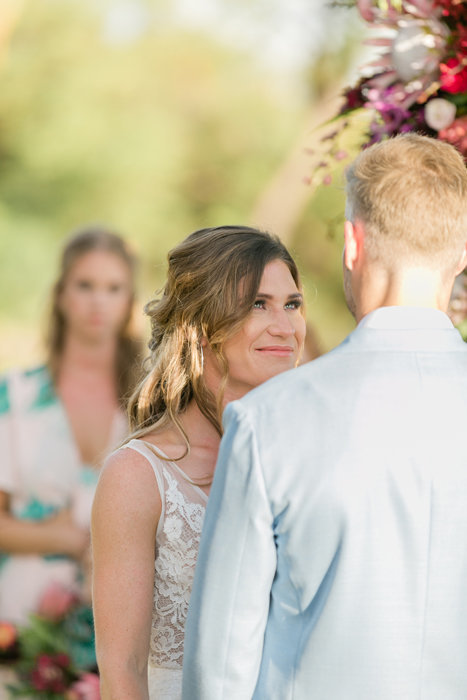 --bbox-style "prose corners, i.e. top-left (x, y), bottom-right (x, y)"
top-left (127, 225), bottom-right (301, 452)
